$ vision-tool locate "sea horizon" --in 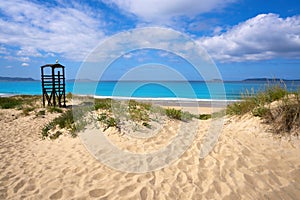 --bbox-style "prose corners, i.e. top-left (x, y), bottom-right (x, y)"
top-left (1, 79), bottom-right (299, 101)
